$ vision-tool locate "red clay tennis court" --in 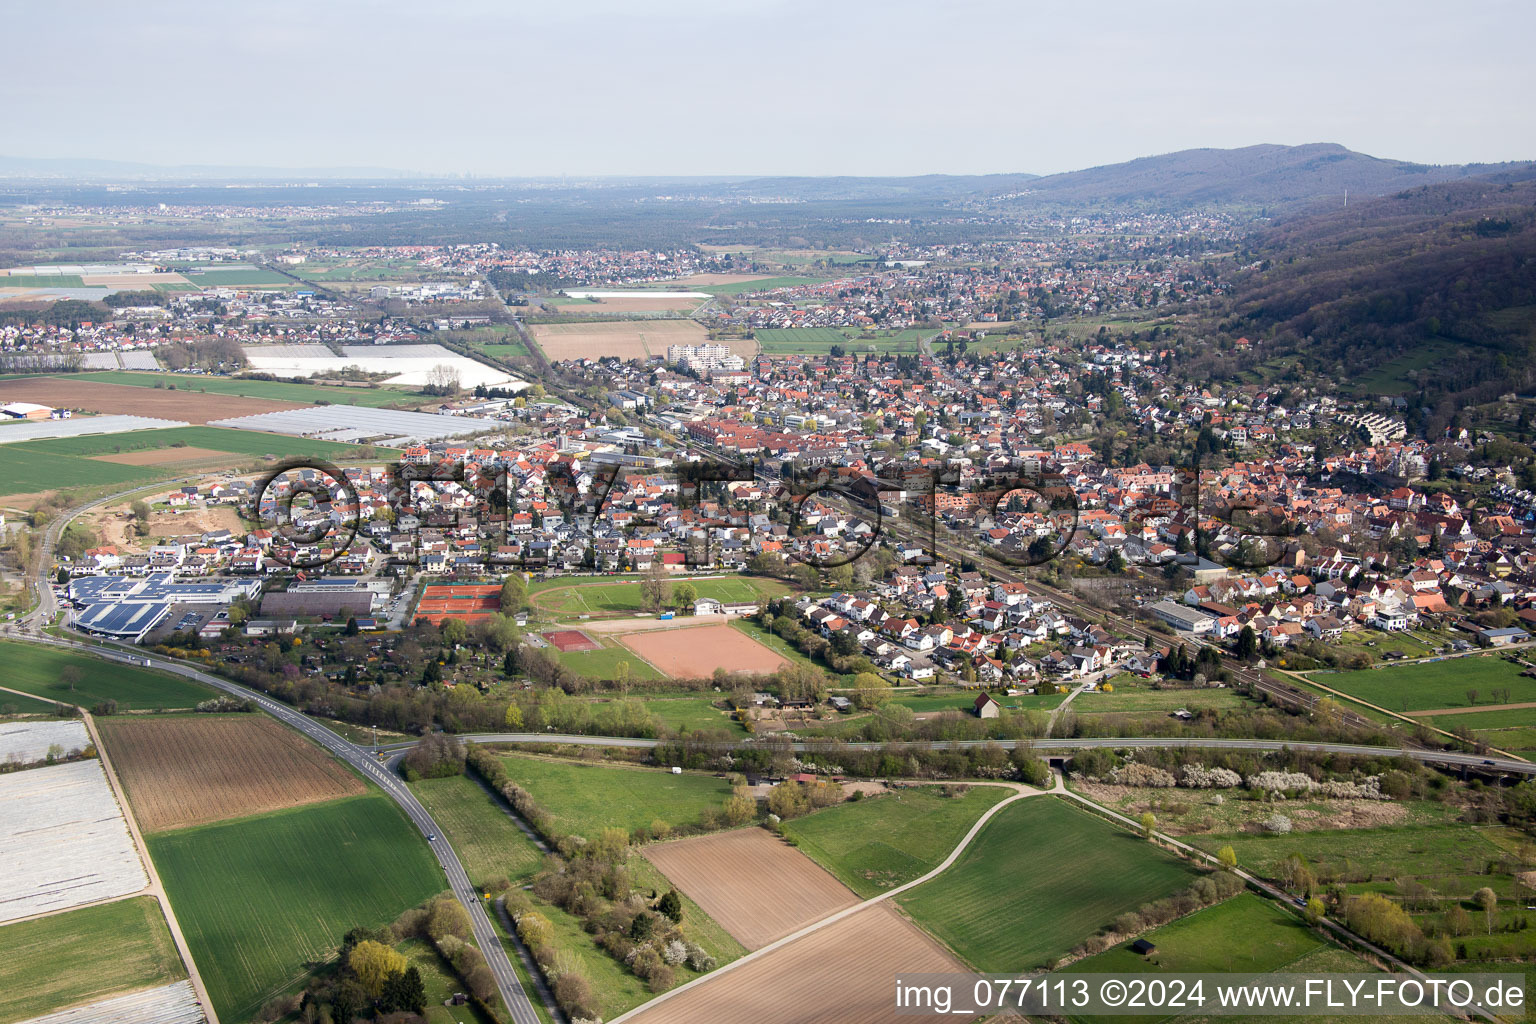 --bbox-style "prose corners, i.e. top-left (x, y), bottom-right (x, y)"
top-left (415, 583), bottom-right (501, 625)
top-left (542, 629), bottom-right (600, 652)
